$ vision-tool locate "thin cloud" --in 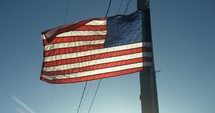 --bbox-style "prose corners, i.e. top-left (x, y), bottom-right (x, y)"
top-left (12, 96), bottom-right (36, 113)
